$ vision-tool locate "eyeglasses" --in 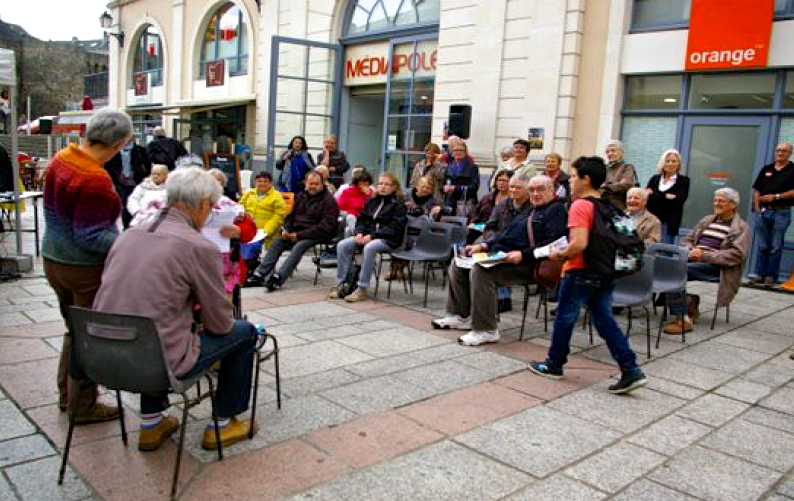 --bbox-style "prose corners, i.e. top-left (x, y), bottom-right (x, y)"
top-left (776, 148), bottom-right (791, 153)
